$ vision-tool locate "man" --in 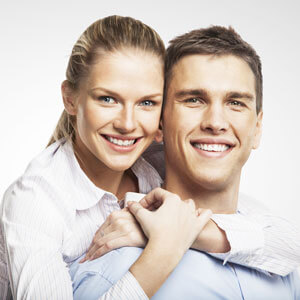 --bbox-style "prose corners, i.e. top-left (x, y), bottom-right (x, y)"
top-left (70, 26), bottom-right (300, 299)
